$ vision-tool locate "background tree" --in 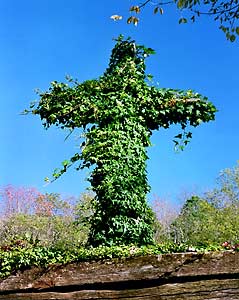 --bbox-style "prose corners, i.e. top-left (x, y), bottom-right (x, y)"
top-left (170, 195), bottom-right (219, 244)
top-left (27, 36), bottom-right (216, 247)
top-left (112, 0), bottom-right (239, 41)
top-left (151, 195), bottom-right (179, 242)
top-left (170, 162), bottom-right (239, 245)
top-left (206, 161), bottom-right (239, 206)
